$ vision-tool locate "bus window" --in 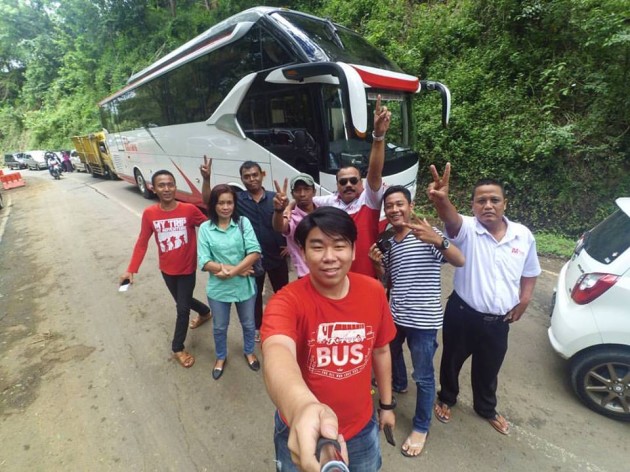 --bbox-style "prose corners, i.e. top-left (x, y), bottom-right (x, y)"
top-left (322, 84), bottom-right (417, 176)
